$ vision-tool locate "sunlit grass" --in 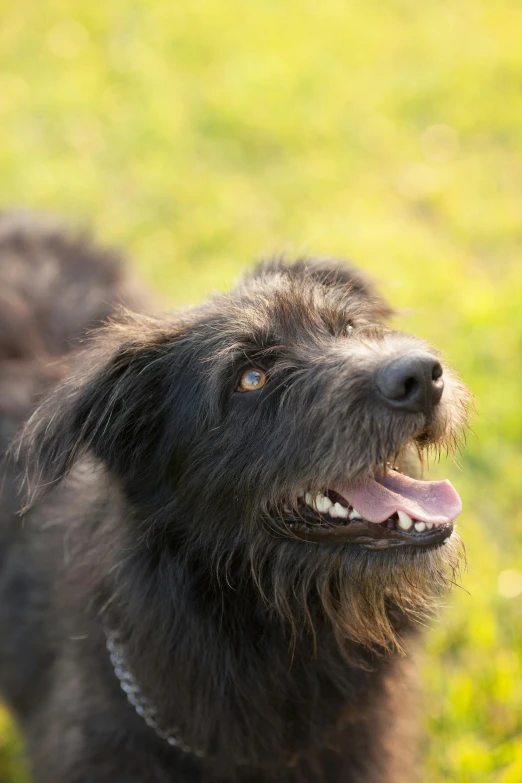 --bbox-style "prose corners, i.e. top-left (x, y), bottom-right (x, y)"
top-left (0, 707), bottom-right (27, 783)
top-left (0, 0), bottom-right (520, 779)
